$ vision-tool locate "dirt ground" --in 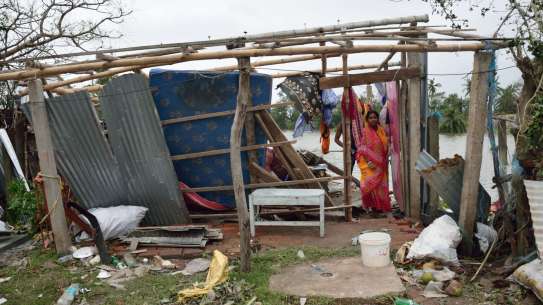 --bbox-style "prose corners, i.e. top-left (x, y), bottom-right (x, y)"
top-left (209, 216), bottom-right (419, 255)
